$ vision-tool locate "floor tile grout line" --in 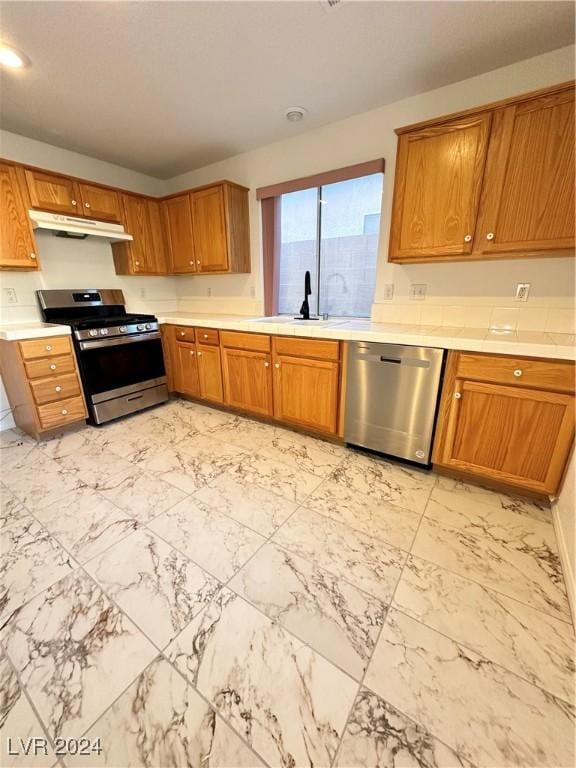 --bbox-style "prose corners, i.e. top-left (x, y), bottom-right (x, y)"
top-left (0, 636), bottom-right (63, 762)
top-left (329, 517), bottom-right (412, 768)
top-left (386, 604), bottom-right (575, 708)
